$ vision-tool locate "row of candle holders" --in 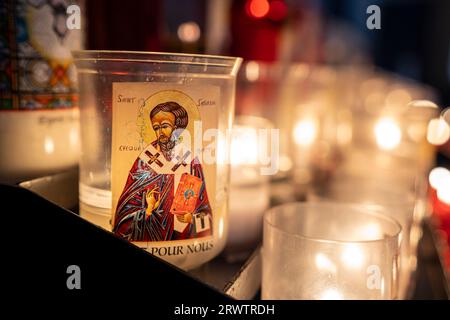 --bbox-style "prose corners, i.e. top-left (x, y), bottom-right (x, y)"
top-left (71, 52), bottom-right (447, 299)
top-left (227, 62), bottom-right (447, 299)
